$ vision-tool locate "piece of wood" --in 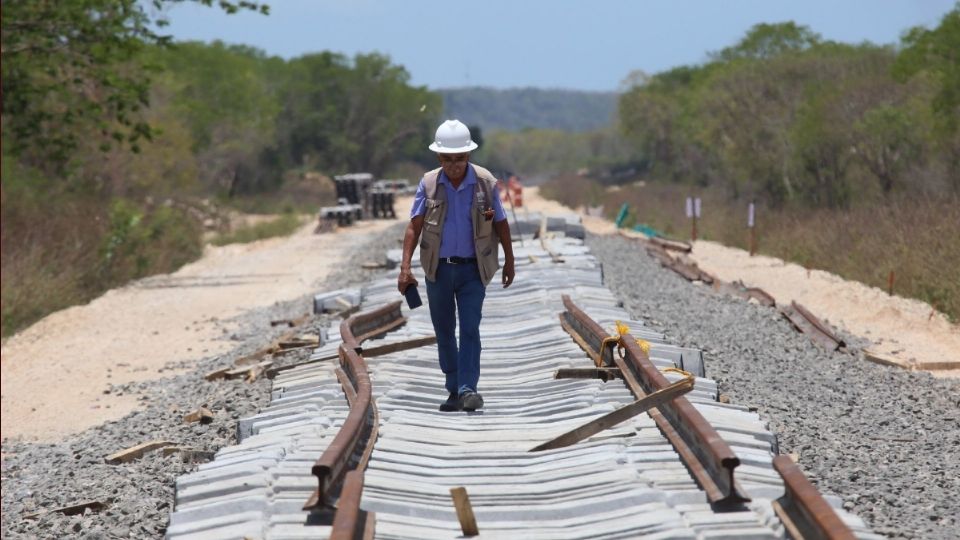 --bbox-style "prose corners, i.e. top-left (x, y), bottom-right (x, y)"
top-left (361, 261), bottom-right (387, 269)
top-left (268, 335), bottom-right (436, 379)
top-left (225, 360), bottom-right (273, 380)
top-left (862, 348), bottom-right (912, 369)
top-left (449, 487), bottom-right (479, 537)
top-left (649, 236), bottom-right (692, 253)
top-left (266, 352), bottom-right (340, 378)
top-left (23, 500), bottom-right (108, 520)
top-left (554, 367), bottom-right (622, 381)
top-left (204, 367), bottom-right (231, 381)
top-left (183, 406), bottom-right (214, 424)
top-left (105, 440), bottom-right (176, 464)
top-left (272, 343), bottom-right (318, 356)
top-left (359, 335), bottom-right (437, 358)
top-left (530, 376), bottom-right (694, 452)
top-left (245, 365), bottom-right (265, 383)
top-left (278, 338), bottom-right (319, 350)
